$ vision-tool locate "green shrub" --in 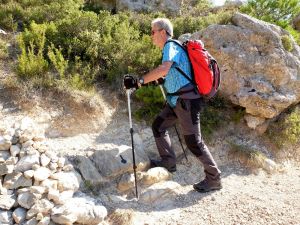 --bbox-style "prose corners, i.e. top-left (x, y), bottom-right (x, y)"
top-left (17, 24), bottom-right (49, 78)
top-left (240, 0), bottom-right (300, 29)
top-left (0, 38), bottom-right (8, 59)
top-left (267, 106), bottom-right (300, 148)
top-left (48, 44), bottom-right (68, 79)
top-left (285, 25), bottom-right (300, 46)
top-left (281, 35), bottom-right (294, 52)
top-left (134, 86), bottom-right (164, 121)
